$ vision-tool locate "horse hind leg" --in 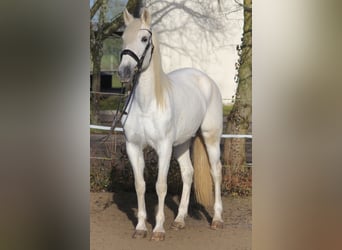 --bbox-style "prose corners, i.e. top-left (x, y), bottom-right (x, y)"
top-left (171, 140), bottom-right (193, 230)
top-left (201, 129), bottom-right (224, 229)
